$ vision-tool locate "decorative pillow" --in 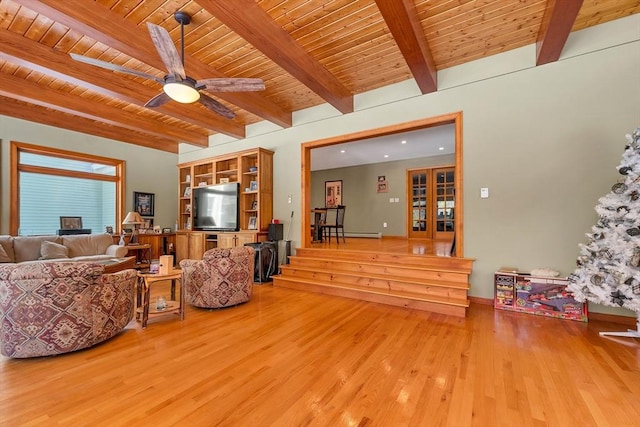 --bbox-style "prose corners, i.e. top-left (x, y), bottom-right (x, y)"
top-left (39, 241), bottom-right (70, 260)
top-left (0, 244), bottom-right (11, 263)
top-left (13, 236), bottom-right (61, 262)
